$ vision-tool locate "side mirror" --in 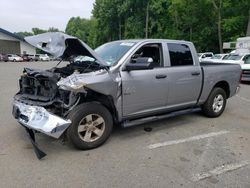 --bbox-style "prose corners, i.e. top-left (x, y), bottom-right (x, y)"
top-left (124, 57), bottom-right (154, 71)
